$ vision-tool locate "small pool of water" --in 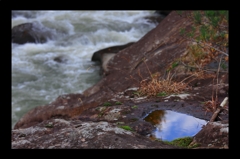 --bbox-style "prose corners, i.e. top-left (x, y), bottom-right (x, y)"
top-left (144, 110), bottom-right (208, 141)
